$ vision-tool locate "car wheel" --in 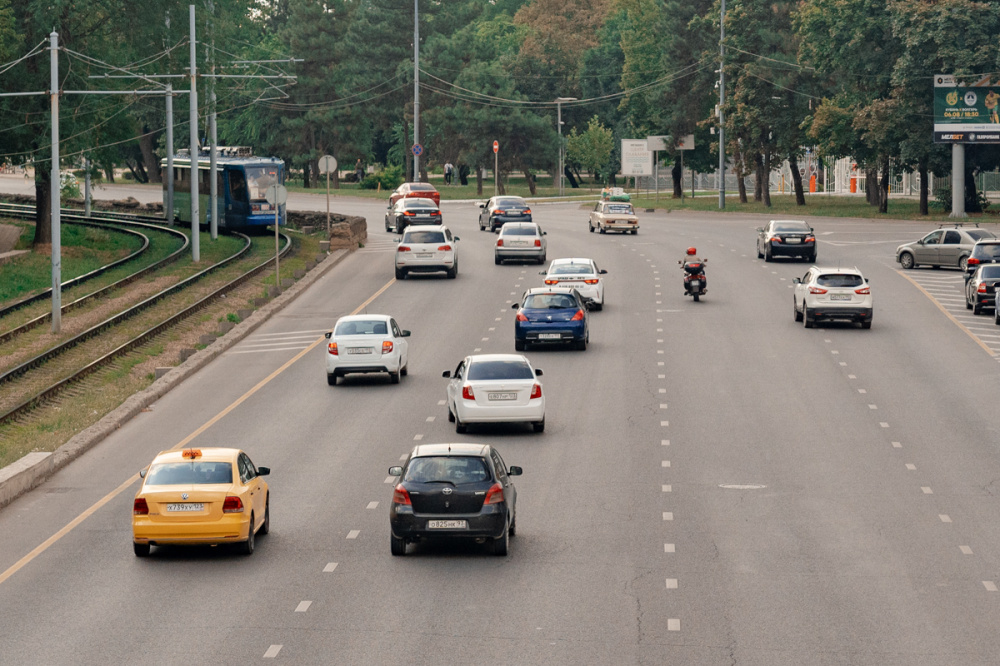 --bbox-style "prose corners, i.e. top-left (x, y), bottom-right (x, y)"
top-left (495, 255), bottom-right (502, 265)
top-left (390, 370), bottom-right (400, 384)
top-left (455, 414), bottom-right (467, 434)
top-left (593, 302), bottom-right (603, 312)
top-left (538, 256), bottom-right (546, 264)
top-left (960, 256), bottom-right (970, 271)
top-left (395, 223), bottom-right (403, 234)
top-left (508, 514), bottom-right (516, 537)
top-left (974, 302), bottom-right (983, 315)
top-left (967, 291), bottom-right (973, 309)
top-left (932, 265), bottom-right (941, 270)
top-left (394, 268), bottom-right (405, 280)
top-left (240, 513), bottom-right (255, 555)
top-left (793, 298), bottom-right (803, 322)
top-left (631, 229), bottom-right (638, 235)
top-left (493, 524), bottom-right (509, 556)
top-left (757, 242), bottom-right (763, 259)
top-left (764, 246), bottom-right (773, 262)
top-left (532, 417), bottom-right (545, 433)
top-left (575, 338), bottom-right (587, 351)
top-left (327, 373), bottom-right (337, 386)
top-left (589, 224), bottom-right (595, 233)
top-left (400, 364), bottom-right (408, 377)
top-left (133, 542), bottom-right (150, 557)
top-left (803, 308), bottom-right (814, 328)
top-left (259, 496), bottom-right (270, 535)
top-left (861, 320), bottom-right (872, 330)
top-left (514, 339), bottom-right (525, 352)
top-left (899, 252), bottom-right (915, 270)
top-left (446, 264), bottom-right (458, 279)
top-left (390, 533), bottom-right (407, 556)
top-left (808, 253), bottom-right (816, 263)
top-left (599, 225), bottom-right (606, 234)
top-left (448, 406), bottom-right (455, 422)
top-left (995, 308), bottom-right (1000, 325)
